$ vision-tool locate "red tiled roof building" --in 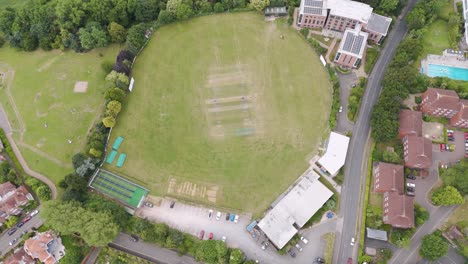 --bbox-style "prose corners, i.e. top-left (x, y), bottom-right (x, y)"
top-left (398, 110), bottom-right (422, 139)
top-left (402, 135), bottom-right (432, 169)
top-left (421, 88), bottom-right (460, 118)
top-left (3, 247), bottom-right (35, 264)
top-left (450, 99), bottom-right (468, 128)
top-left (24, 231), bottom-right (65, 264)
top-left (0, 183), bottom-right (34, 225)
top-left (373, 162), bottom-right (404, 194)
top-left (383, 191), bottom-right (415, 228)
